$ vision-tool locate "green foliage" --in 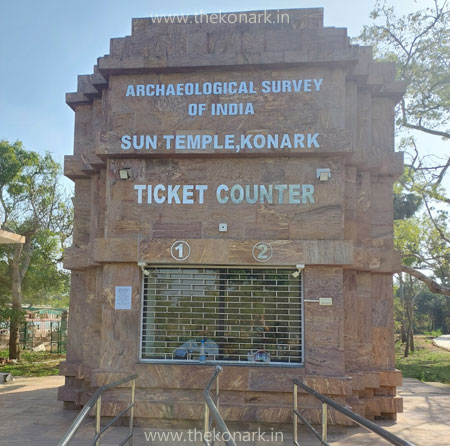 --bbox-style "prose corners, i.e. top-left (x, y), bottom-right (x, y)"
top-left (0, 350), bottom-right (64, 377)
top-left (357, 2), bottom-right (450, 298)
top-left (394, 166), bottom-right (423, 220)
top-left (395, 270), bottom-right (450, 335)
top-left (358, 1), bottom-right (450, 136)
top-left (396, 337), bottom-right (450, 383)
top-left (0, 307), bottom-right (25, 327)
top-left (20, 229), bottom-right (71, 306)
top-left (0, 140), bottom-right (38, 189)
top-left (423, 329), bottom-right (443, 337)
top-left (393, 161), bottom-right (450, 282)
top-left (394, 192), bottom-right (422, 220)
top-left (416, 287), bottom-right (450, 333)
top-left (395, 211), bottom-right (450, 273)
top-left (0, 140), bottom-right (72, 311)
top-left (394, 218), bottom-right (421, 266)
